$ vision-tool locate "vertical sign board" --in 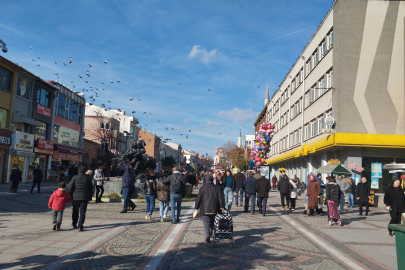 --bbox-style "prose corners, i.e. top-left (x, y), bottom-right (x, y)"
top-left (259, 165), bottom-right (270, 180)
top-left (371, 163), bottom-right (382, 178)
top-left (371, 178), bottom-right (379, 189)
